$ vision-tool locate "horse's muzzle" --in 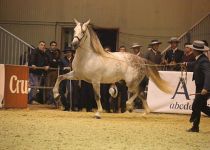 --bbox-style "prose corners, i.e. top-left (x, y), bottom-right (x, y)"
top-left (71, 39), bottom-right (79, 49)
